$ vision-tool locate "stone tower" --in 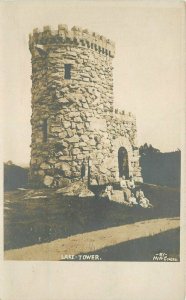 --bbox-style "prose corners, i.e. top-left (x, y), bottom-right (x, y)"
top-left (29, 24), bottom-right (142, 187)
